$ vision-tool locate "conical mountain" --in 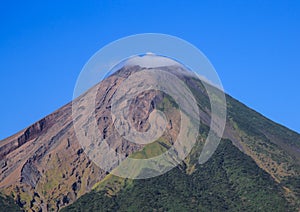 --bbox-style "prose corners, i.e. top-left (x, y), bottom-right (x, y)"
top-left (1, 55), bottom-right (299, 211)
